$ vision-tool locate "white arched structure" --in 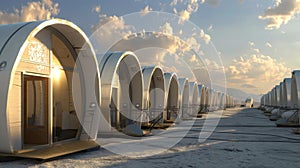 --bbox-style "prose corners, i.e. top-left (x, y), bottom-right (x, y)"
top-left (284, 78), bottom-right (292, 109)
top-left (0, 19), bottom-right (100, 153)
top-left (141, 66), bottom-right (165, 125)
top-left (291, 70), bottom-right (300, 109)
top-left (98, 51), bottom-right (143, 132)
top-left (198, 84), bottom-right (206, 113)
top-left (188, 82), bottom-right (200, 118)
top-left (178, 78), bottom-right (190, 120)
top-left (267, 91), bottom-right (272, 107)
top-left (163, 73), bottom-right (179, 122)
top-left (271, 87), bottom-right (276, 107)
top-left (219, 92), bottom-right (226, 109)
top-left (275, 85), bottom-right (280, 107)
top-left (207, 88), bottom-right (214, 111)
top-left (276, 71), bottom-right (300, 126)
top-left (260, 95), bottom-right (264, 107)
top-left (279, 82), bottom-right (284, 108)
